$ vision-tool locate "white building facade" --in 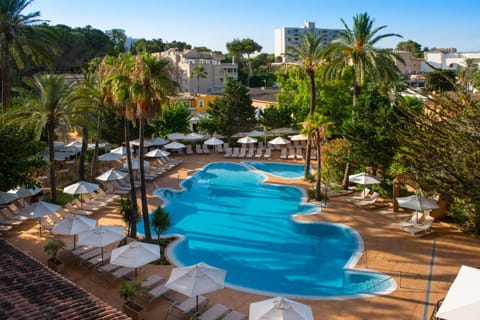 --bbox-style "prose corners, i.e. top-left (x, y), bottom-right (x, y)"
top-left (421, 50), bottom-right (480, 72)
top-left (159, 48), bottom-right (238, 95)
top-left (274, 21), bottom-right (341, 62)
